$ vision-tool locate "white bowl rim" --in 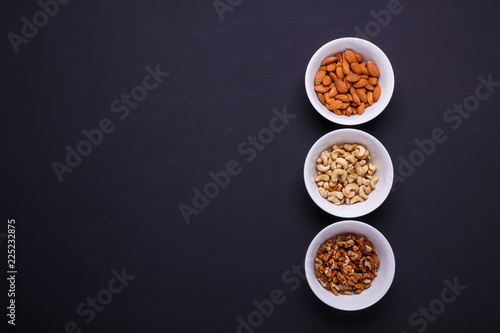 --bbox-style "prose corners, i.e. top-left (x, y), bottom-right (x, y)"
top-left (305, 37), bottom-right (395, 126)
top-left (304, 220), bottom-right (396, 311)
